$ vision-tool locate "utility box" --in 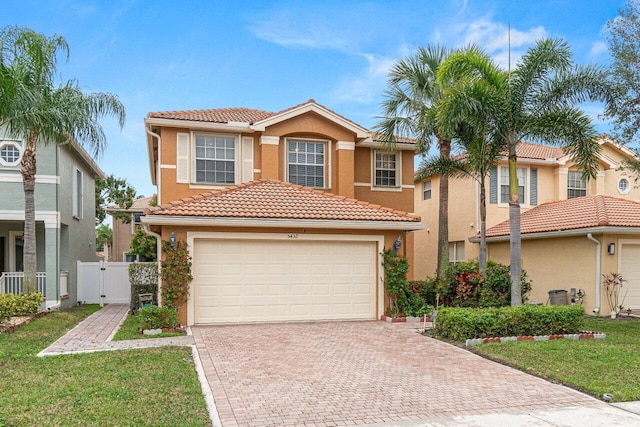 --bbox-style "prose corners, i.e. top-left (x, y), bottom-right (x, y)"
top-left (548, 289), bottom-right (568, 305)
